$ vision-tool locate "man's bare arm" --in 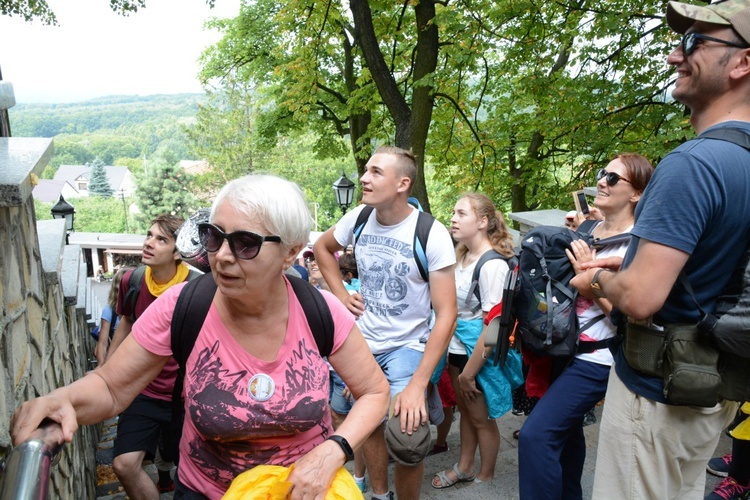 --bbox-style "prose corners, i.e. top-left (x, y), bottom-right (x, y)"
top-left (571, 238), bottom-right (689, 320)
top-left (314, 229), bottom-right (362, 316)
